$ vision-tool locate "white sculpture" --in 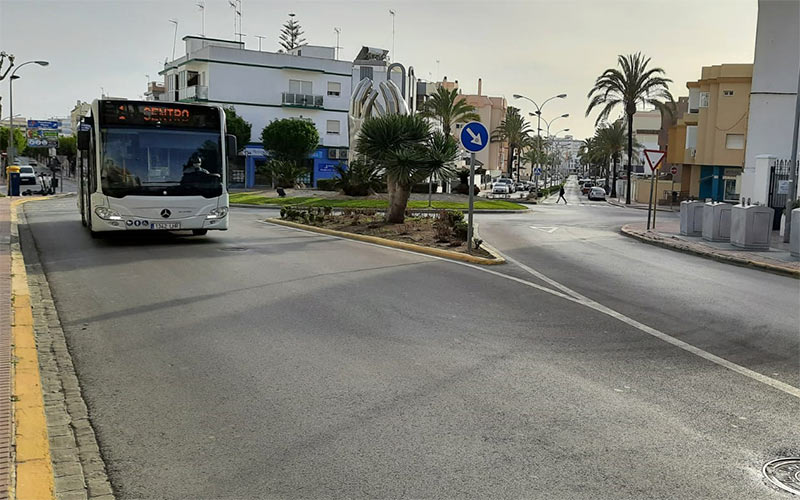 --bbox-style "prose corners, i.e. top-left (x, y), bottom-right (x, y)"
top-left (348, 78), bottom-right (409, 164)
